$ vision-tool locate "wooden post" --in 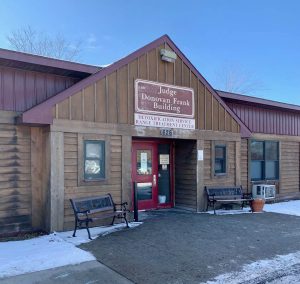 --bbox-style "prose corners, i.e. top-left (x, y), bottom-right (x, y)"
top-left (196, 139), bottom-right (205, 212)
top-left (31, 128), bottom-right (44, 230)
top-left (49, 131), bottom-right (64, 232)
top-left (122, 135), bottom-right (132, 207)
top-left (235, 140), bottom-right (241, 187)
